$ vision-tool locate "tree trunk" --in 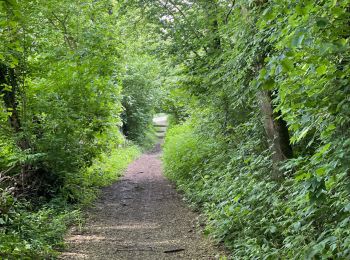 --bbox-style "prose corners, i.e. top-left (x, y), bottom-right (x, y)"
top-left (0, 64), bottom-right (21, 133)
top-left (259, 90), bottom-right (293, 180)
